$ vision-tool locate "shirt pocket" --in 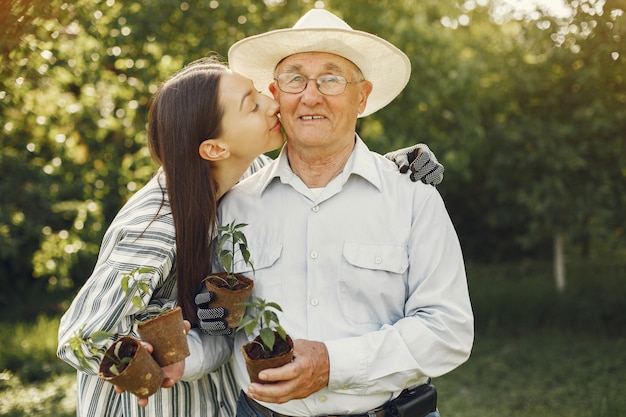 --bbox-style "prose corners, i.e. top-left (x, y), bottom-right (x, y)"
top-left (339, 241), bottom-right (409, 325)
top-left (232, 244), bottom-right (282, 275)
